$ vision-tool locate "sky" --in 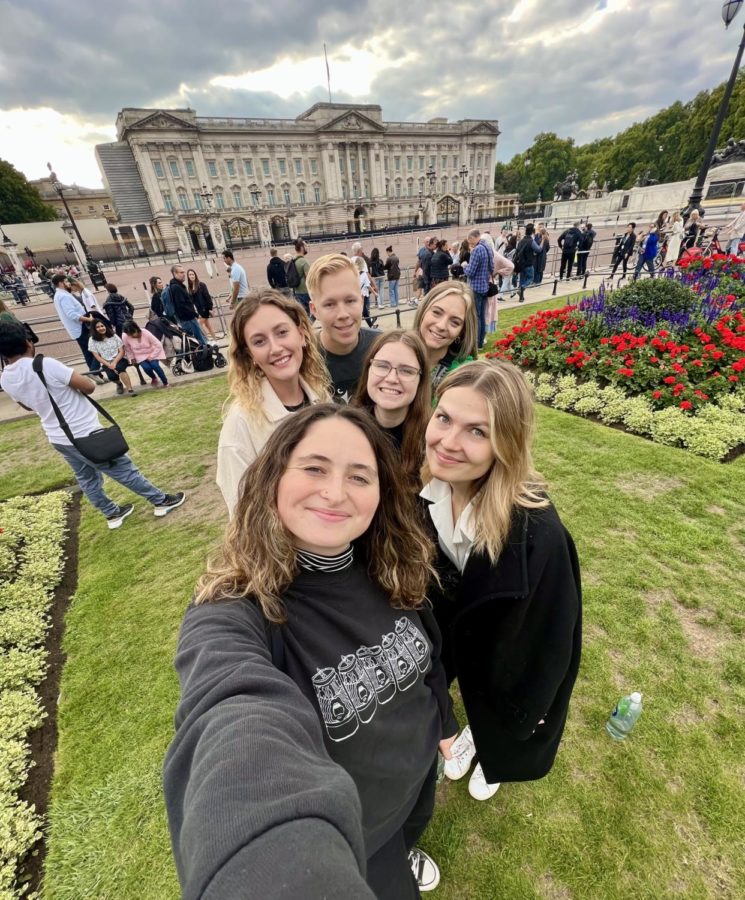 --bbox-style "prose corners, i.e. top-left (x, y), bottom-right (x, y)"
top-left (0, 0), bottom-right (742, 189)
